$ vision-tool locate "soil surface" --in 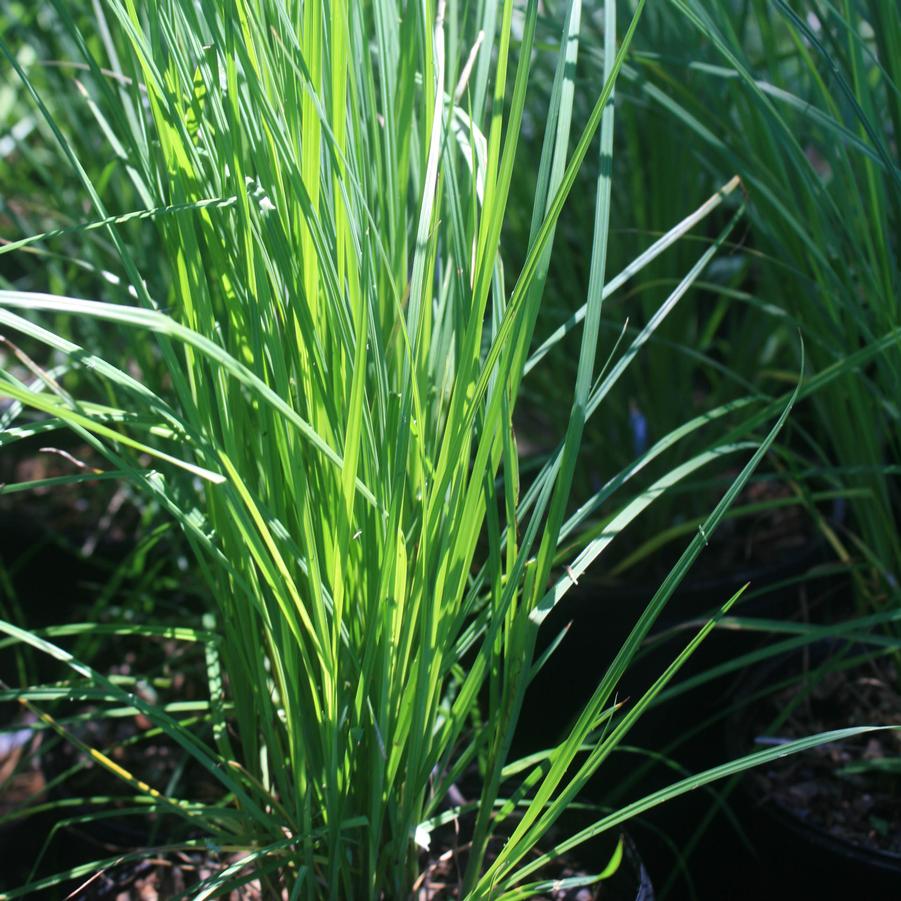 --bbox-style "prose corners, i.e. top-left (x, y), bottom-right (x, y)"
top-left (416, 827), bottom-right (652, 900)
top-left (0, 438), bottom-right (139, 553)
top-left (749, 652), bottom-right (901, 857)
